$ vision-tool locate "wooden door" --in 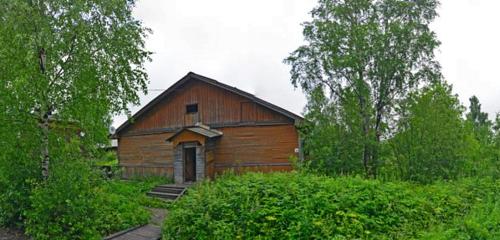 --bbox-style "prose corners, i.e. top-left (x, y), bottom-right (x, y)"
top-left (184, 147), bottom-right (196, 182)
